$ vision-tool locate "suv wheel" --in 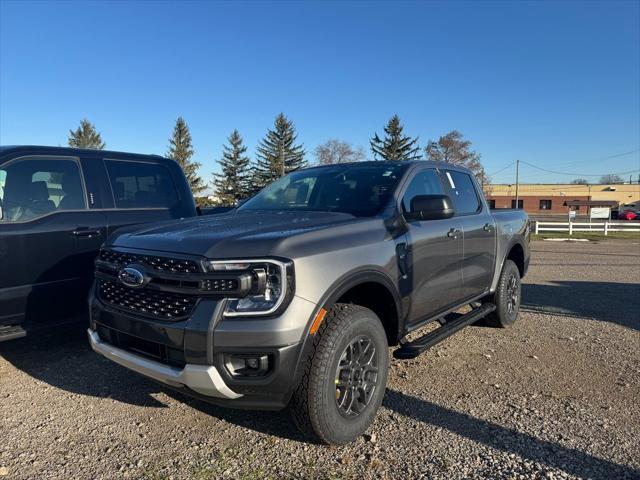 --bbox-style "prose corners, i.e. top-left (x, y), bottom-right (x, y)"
top-left (290, 304), bottom-right (389, 445)
top-left (484, 259), bottom-right (521, 328)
